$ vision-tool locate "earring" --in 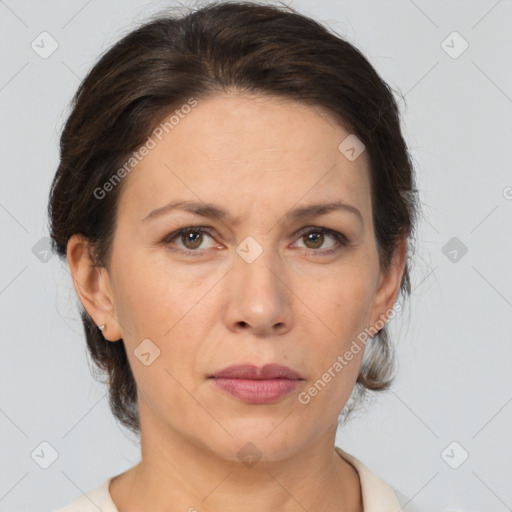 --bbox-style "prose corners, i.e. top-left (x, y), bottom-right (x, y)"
top-left (99, 323), bottom-right (107, 332)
